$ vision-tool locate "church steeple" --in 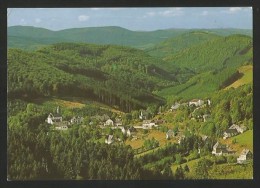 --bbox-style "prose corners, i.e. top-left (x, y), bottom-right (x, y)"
top-left (56, 106), bottom-right (60, 114)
